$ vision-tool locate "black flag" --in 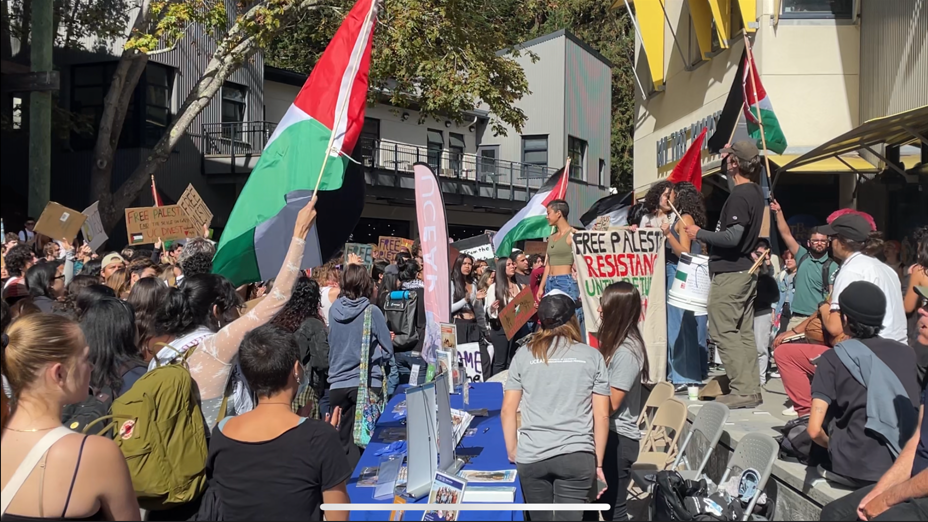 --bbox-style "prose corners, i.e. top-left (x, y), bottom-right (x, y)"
top-left (707, 48), bottom-right (747, 154)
